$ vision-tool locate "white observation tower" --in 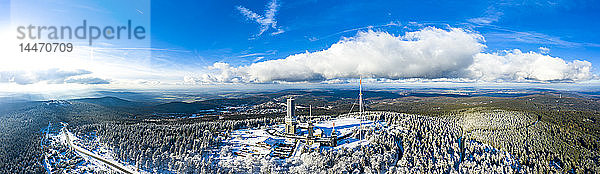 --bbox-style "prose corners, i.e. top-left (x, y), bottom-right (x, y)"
top-left (285, 98), bottom-right (297, 135)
